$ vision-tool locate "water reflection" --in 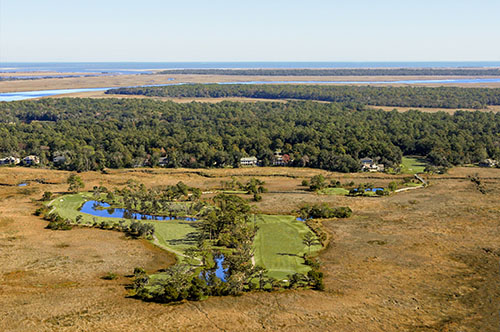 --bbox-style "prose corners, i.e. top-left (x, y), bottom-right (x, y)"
top-left (79, 200), bottom-right (197, 221)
